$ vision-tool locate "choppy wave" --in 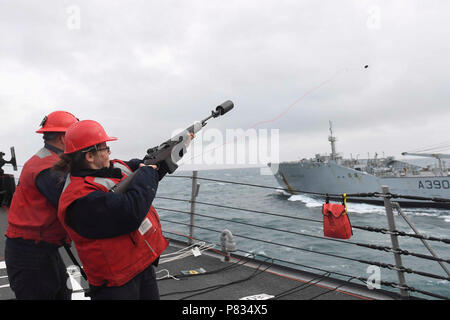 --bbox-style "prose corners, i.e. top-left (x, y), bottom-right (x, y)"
top-left (287, 194), bottom-right (386, 214)
top-left (275, 189), bottom-right (291, 197)
top-left (287, 194), bottom-right (322, 207)
top-left (286, 193), bottom-right (450, 222)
